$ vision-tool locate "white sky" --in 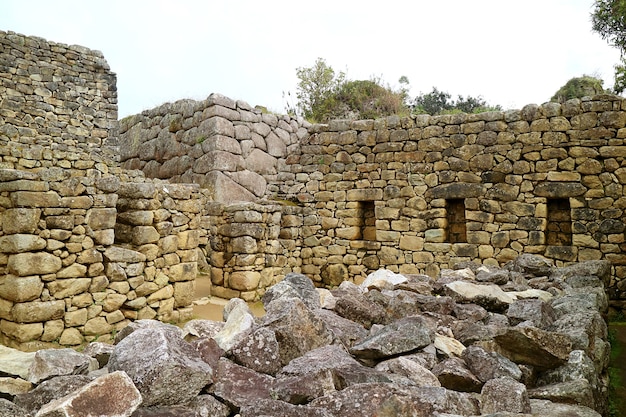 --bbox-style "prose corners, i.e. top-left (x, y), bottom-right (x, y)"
top-left (1, 0), bottom-right (621, 117)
